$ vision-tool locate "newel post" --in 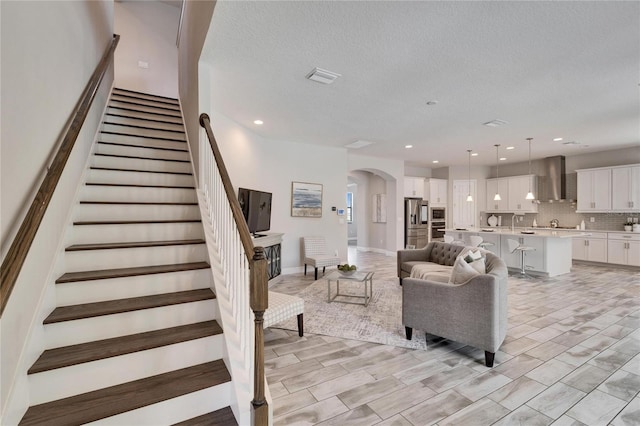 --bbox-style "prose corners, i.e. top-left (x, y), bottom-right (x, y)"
top-left (250, 246), bottom-right (269, 425)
